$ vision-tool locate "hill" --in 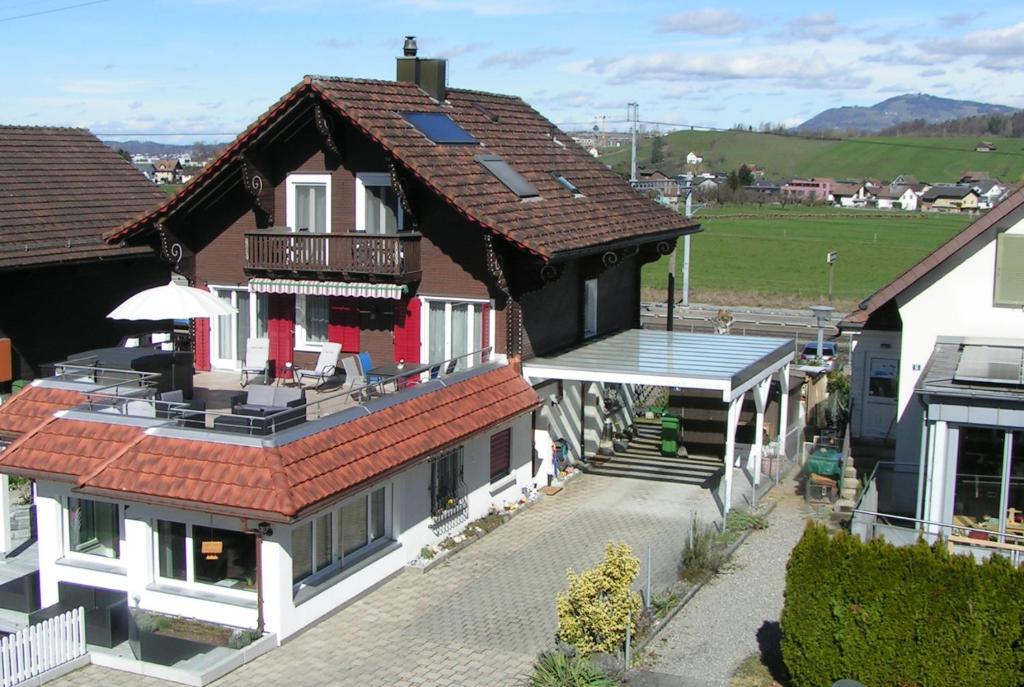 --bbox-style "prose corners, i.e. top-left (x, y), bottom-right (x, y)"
top-left (600, 131), bottom-right (1024, 183)
top-left (797, 94), bottom-right (1017, 134)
